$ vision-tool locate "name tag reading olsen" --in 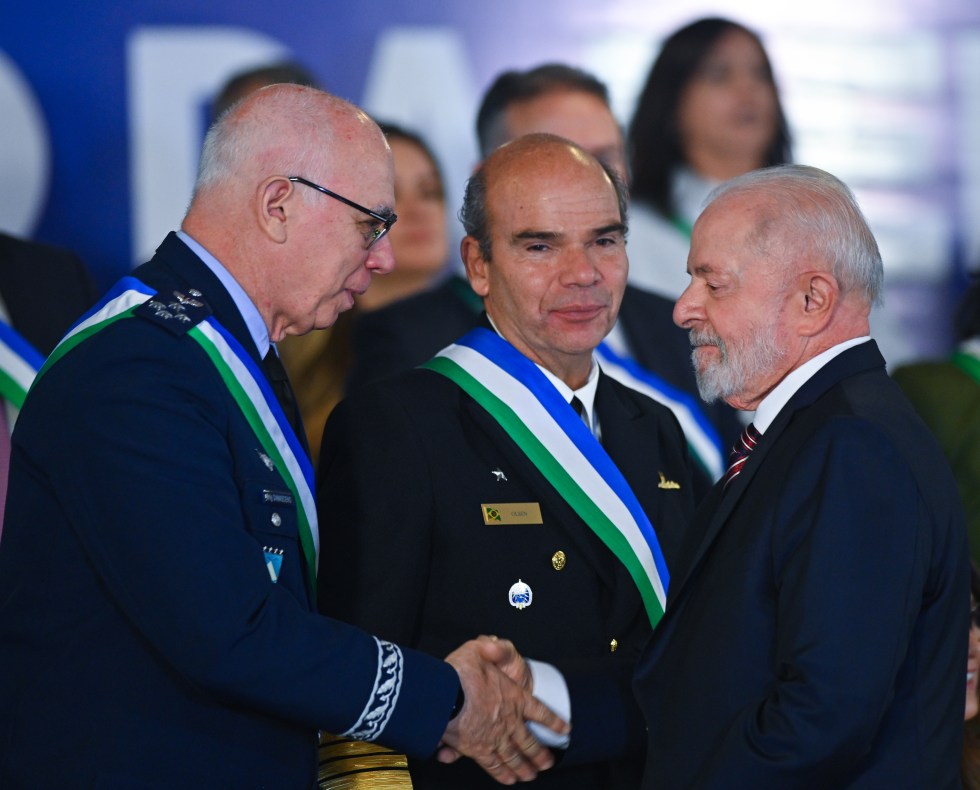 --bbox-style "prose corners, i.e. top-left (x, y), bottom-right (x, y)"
top-left (482, 503), bottom-right (544, 525)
